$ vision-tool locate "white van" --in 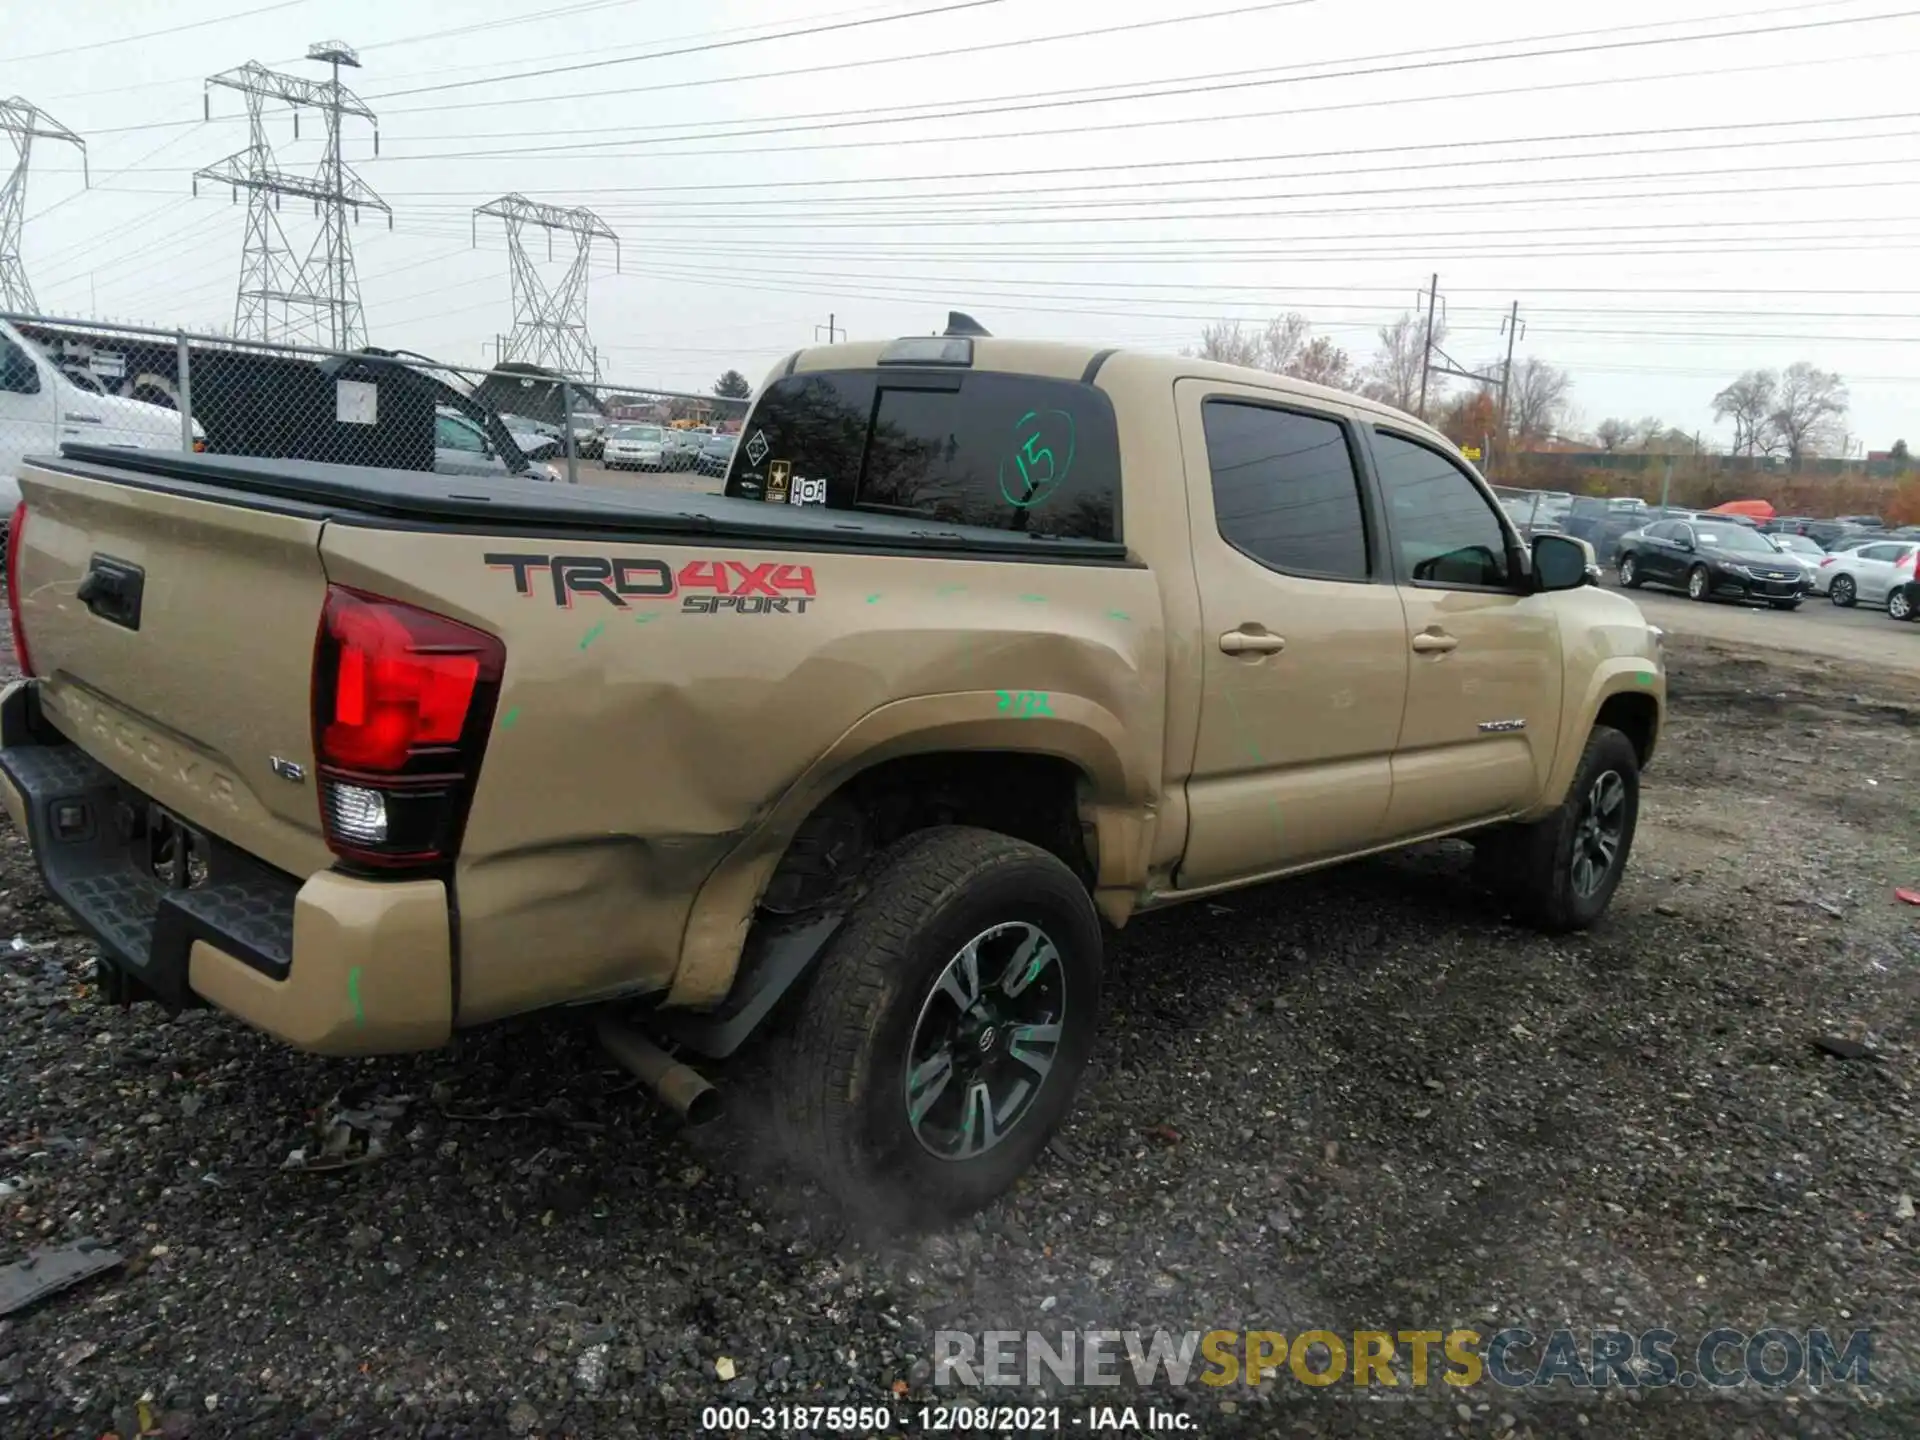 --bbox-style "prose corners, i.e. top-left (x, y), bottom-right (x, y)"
top-left (0, 318), bottom-right (203, 543)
